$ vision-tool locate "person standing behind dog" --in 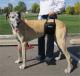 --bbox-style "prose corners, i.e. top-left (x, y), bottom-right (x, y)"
top-left (37, 0), bottom-right (65, 63)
